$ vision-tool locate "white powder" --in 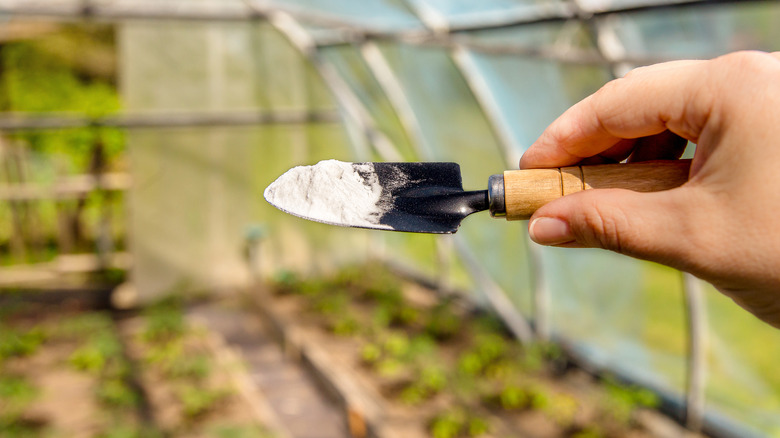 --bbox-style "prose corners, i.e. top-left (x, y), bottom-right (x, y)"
top-left (264, 160), bottom-right (391, 229)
